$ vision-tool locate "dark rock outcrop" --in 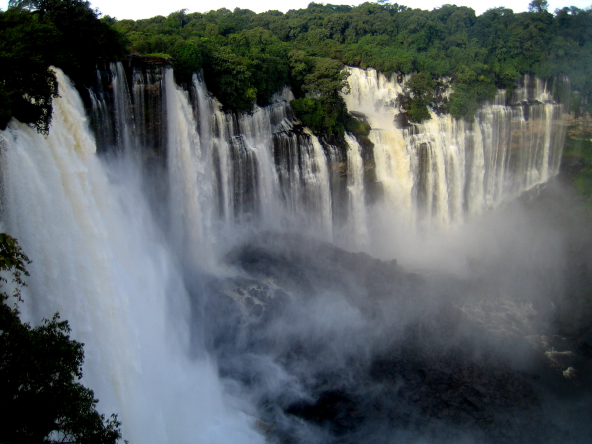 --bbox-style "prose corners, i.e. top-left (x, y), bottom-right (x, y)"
top-left (192, 231), bottom-right (591, 443)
